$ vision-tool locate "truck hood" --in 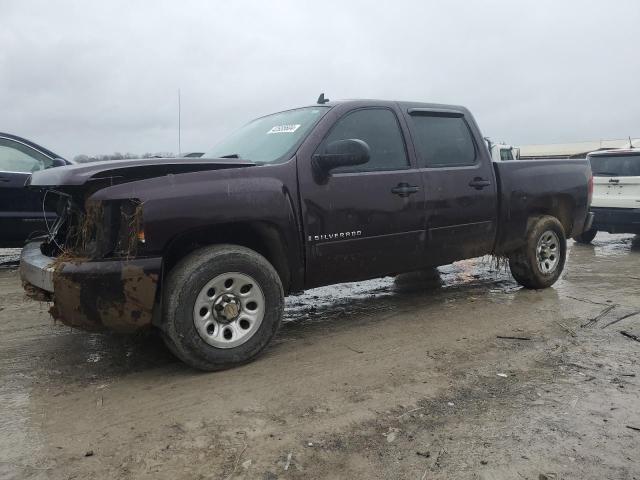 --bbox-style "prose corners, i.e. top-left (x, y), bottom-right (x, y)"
top-left (27, 157), bottom-right (256, 187)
